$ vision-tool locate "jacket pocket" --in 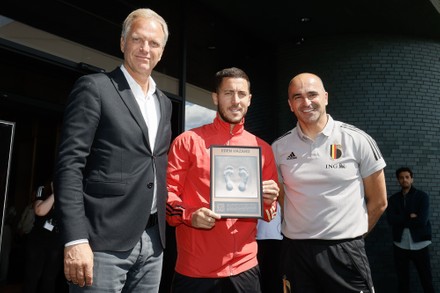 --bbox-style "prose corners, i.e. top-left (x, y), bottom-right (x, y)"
top-left (84, 181), bottom-right (126, 197)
